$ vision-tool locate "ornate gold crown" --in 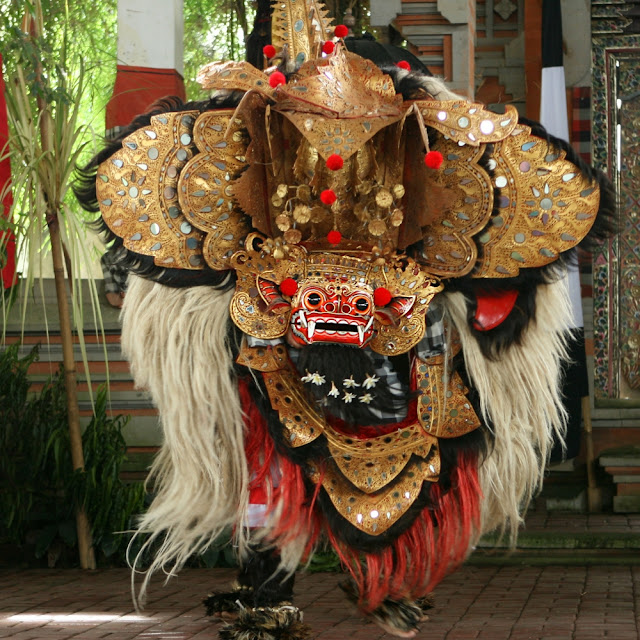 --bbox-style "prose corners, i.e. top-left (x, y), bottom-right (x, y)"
top-left (96, 0), bottom-right (601, 352)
